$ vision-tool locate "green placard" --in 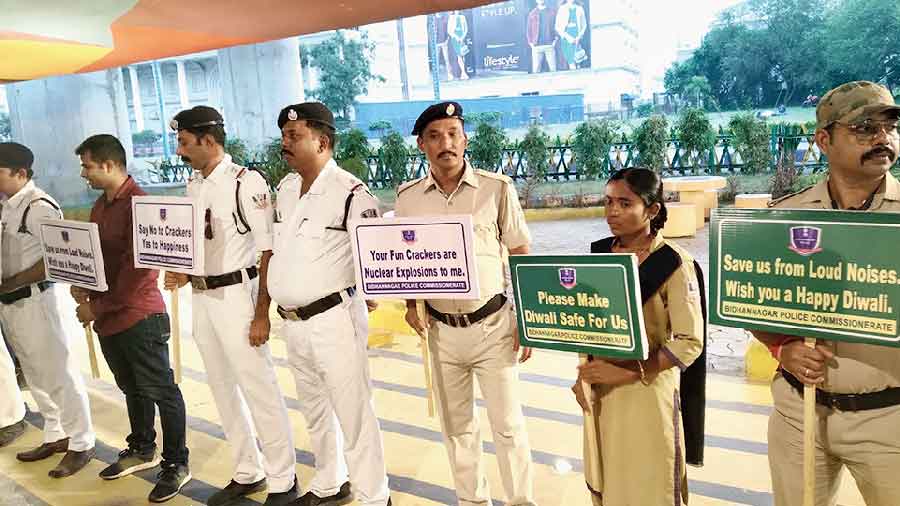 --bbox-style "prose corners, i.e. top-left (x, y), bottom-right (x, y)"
top-left (710, 208), bottom-right (900, 347)
top-left (510, 254), bottom-right (648, 359)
